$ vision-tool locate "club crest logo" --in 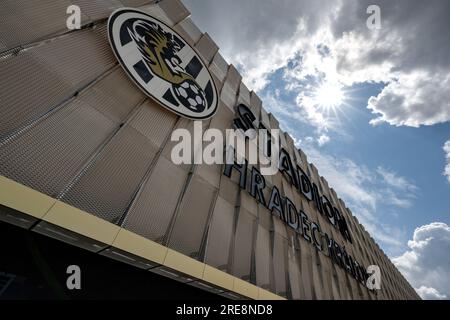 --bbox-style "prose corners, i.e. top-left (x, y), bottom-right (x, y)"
top-left (108, 8), bottom-right (218, 120)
